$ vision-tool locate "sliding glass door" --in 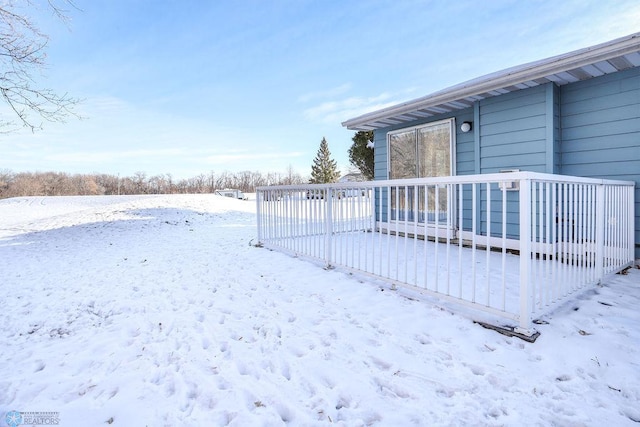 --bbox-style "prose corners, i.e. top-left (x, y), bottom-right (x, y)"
top-left (388, 119), bottom-right (455, 224)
